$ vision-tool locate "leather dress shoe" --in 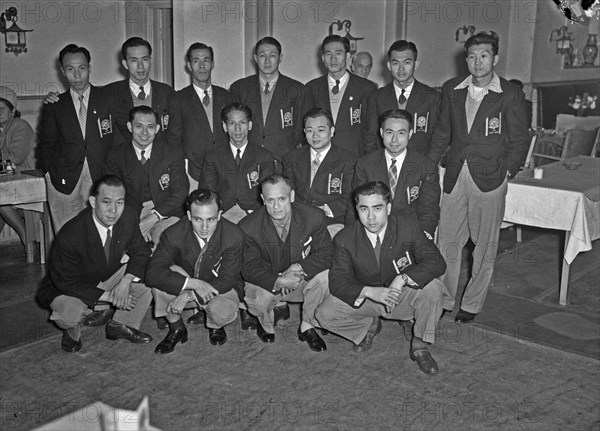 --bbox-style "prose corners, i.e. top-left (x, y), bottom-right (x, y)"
top-left (398, 320), bottom-right (414, 342)
top-left (353, 317), bottom-right (382, 352)
top-left (455, 309), bottom-right (478, 323)
top-left (106, 321), bottom-right (152, 343)
top-left (61, 330), bottom-right (82, 353)
top-left (240, 309), bottom-right (258, 330)
top-left (83, 308), bottom-right (115, 327)
top-left (209, 327), bottom-right (227, 346)
top-left (273, 304), bottom-right (290, 326)
top-left (298, 328), bottom-right (327, 352)
top-left (156, 317), bottom-right (169, 330)
top-left (257, 323), bottom-right (275, 343)
top-left (155, 321), bottom-right (188, 354)
top-left (410, 349), bottom-right (439, 375)
top-left (187, 310), bottom-right (205, 325)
